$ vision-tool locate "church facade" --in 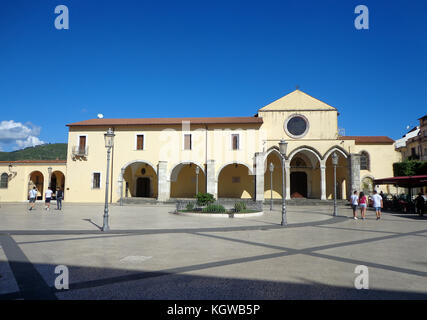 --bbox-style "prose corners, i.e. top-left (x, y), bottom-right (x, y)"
top-left (0, 90), bottom-right (401, 203)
